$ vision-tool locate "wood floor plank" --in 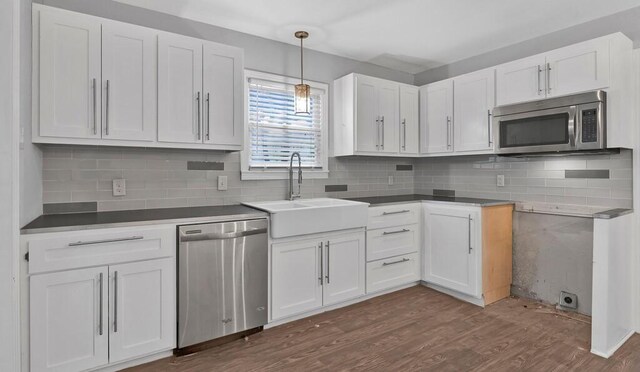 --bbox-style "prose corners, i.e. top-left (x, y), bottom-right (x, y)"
top-left (126, 286), bottom-right (640, 372)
